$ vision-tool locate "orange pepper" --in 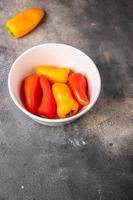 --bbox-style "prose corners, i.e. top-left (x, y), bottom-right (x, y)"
top-left (35, 66), bottom-right (71, 83)
top-left (6, 8), bottom-right (45, 38)
top-left (52, 83), bottom-right (79, 118)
